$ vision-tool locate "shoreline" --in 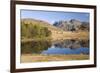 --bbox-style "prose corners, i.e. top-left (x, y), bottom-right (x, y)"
top-left (21, 31), bottom-right (89, 43)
